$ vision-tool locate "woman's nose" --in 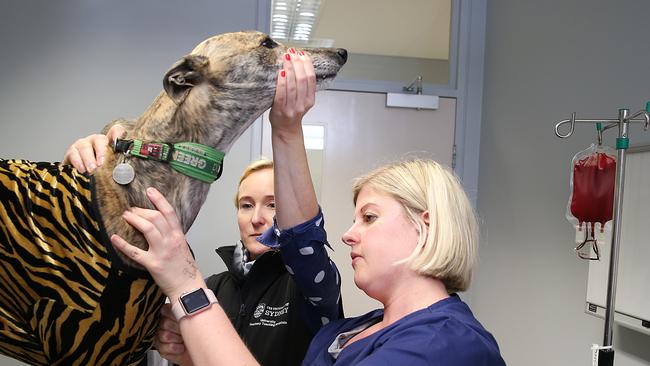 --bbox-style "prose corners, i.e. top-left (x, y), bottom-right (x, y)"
top-left (341, 227), bottom-right (358, 247)
top-left (252, 208), bottom-right (266, 225)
